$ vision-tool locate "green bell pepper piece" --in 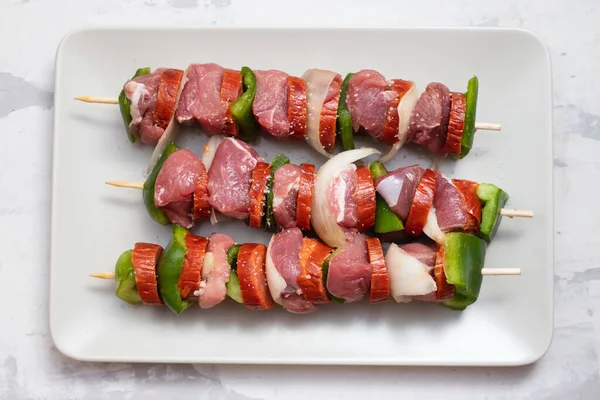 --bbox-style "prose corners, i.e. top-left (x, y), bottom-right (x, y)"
top-left (231, 66), bottom-right (259, 143)
top-left (322, 250), bottom-right (345, 304)
top-left (264, 153), bottom-right (291, 231)
top-left (114, 249), bottom-right (142, 305)
top-left (369, 161), bottom-right (405, 233)
top-left (443, 232), bottom-right (487, 310)
top-left (458, 76), bottom-right (479, 159)
top-left (226, 244), bottom-right (242, 270)
top-left (157, 225), bottom-right (191, 314)
top-left (337, 73), bottom-right (355, 151)
top-left (118, 67), bottom-right (151, 143)
top-left (476, 183), bottom-right (509, 243)
top-left (226, 270), bottom-right (243, 303)
top-left (224, 243), bottom-right (243, 303)
top-left (143, 143), bottom-right (179, 225)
